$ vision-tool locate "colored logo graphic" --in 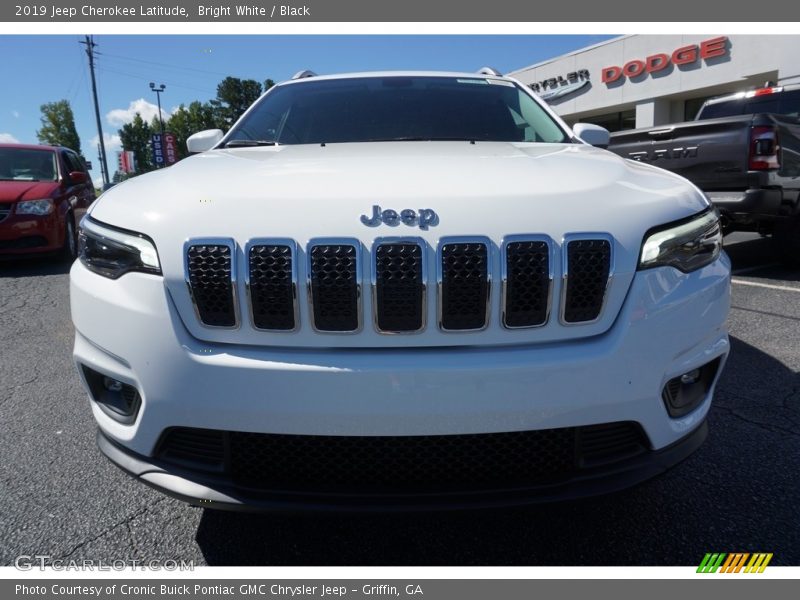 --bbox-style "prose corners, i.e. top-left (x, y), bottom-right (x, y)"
top-left (697, 553), bottom-right (773, 573)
